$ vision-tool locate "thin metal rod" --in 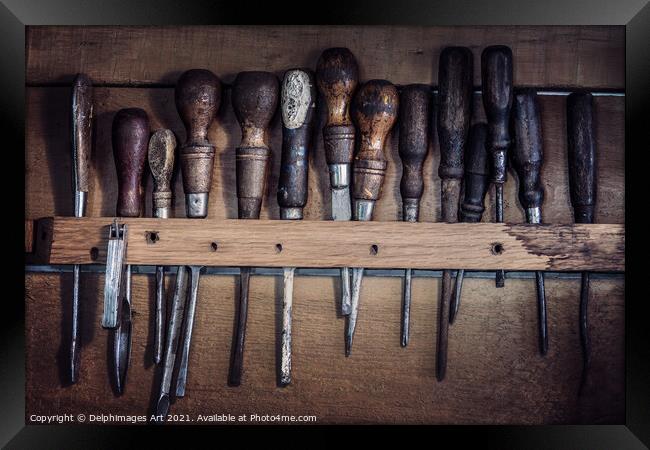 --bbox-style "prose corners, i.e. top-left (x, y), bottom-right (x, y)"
top-left (70, 264), bottom-right (81, 383)
top-left (495, 184), bottom-right (505, 287)
top-left (436, 269), bottom-right (453, 381)
top-left (535, 271), bottom-right (548, 355)
top-left (154, 265), bottom-right (165, 364)
top-left (578, 271), bottom-right (591, 395)
top-left (113, 264), bottom-right (132, 395)
top-left (175, 265), bottom-right (202, 397)
top-left (280, 267), bottom-right (294, 386)
top-left (346, 267), bottom-right (364, 357)
top-left (400, 268), bottom-right (412, 347)
top-left (228, 267), bottom-right (250, 386)
top-left (340, 267), bottom-right (351, 315)
top-left (450, 269), bottom-right (464, 324)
